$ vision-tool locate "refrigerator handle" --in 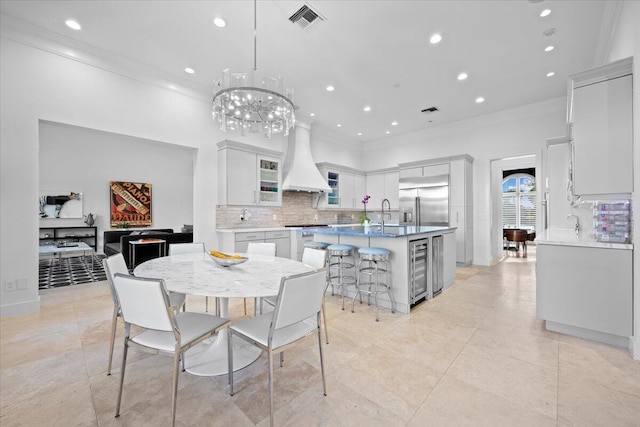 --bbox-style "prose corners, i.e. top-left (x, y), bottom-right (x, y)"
top-left (415, 197), bottom-right (420, 227)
